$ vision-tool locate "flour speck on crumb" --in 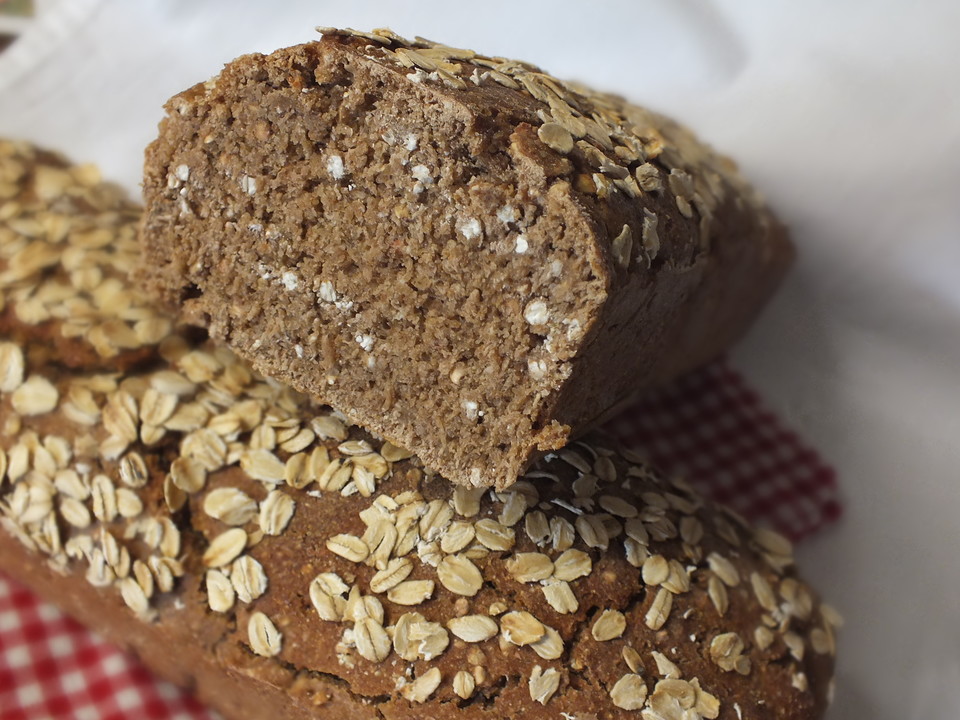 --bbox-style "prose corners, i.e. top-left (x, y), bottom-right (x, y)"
top-left (463, 400), bottom-right (479, 421)
top-left (355, 334), bottom-right (375, 352)
top-left (281, 271), bottom-right (298, 291)
top-left (458, 218), bottom-right (483, 240)
top-left (326, 155), bottom-right (345, 180)
top-left (318, 281), bottom-right (337, 302)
